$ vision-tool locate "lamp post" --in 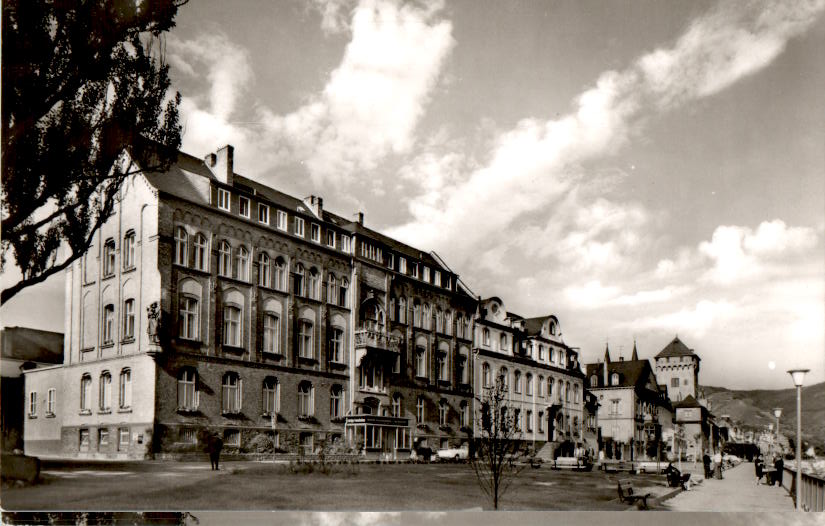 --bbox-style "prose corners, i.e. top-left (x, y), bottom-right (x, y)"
top-left (773, 407), bottom-right (782, 455)
top-left (787, 369), bottom-right (808, 511)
